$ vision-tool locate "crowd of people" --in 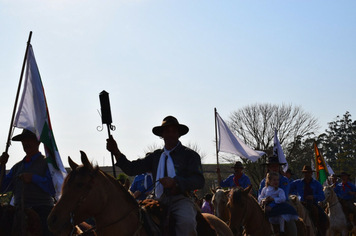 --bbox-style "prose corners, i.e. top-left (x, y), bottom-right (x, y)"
top-left (0, 115), bottom-right (355, 235)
